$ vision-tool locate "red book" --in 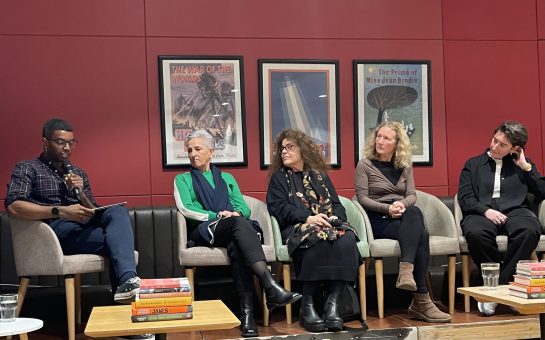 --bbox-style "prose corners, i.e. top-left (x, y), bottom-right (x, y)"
top-left (139, 278), bottom-right (190, 289)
